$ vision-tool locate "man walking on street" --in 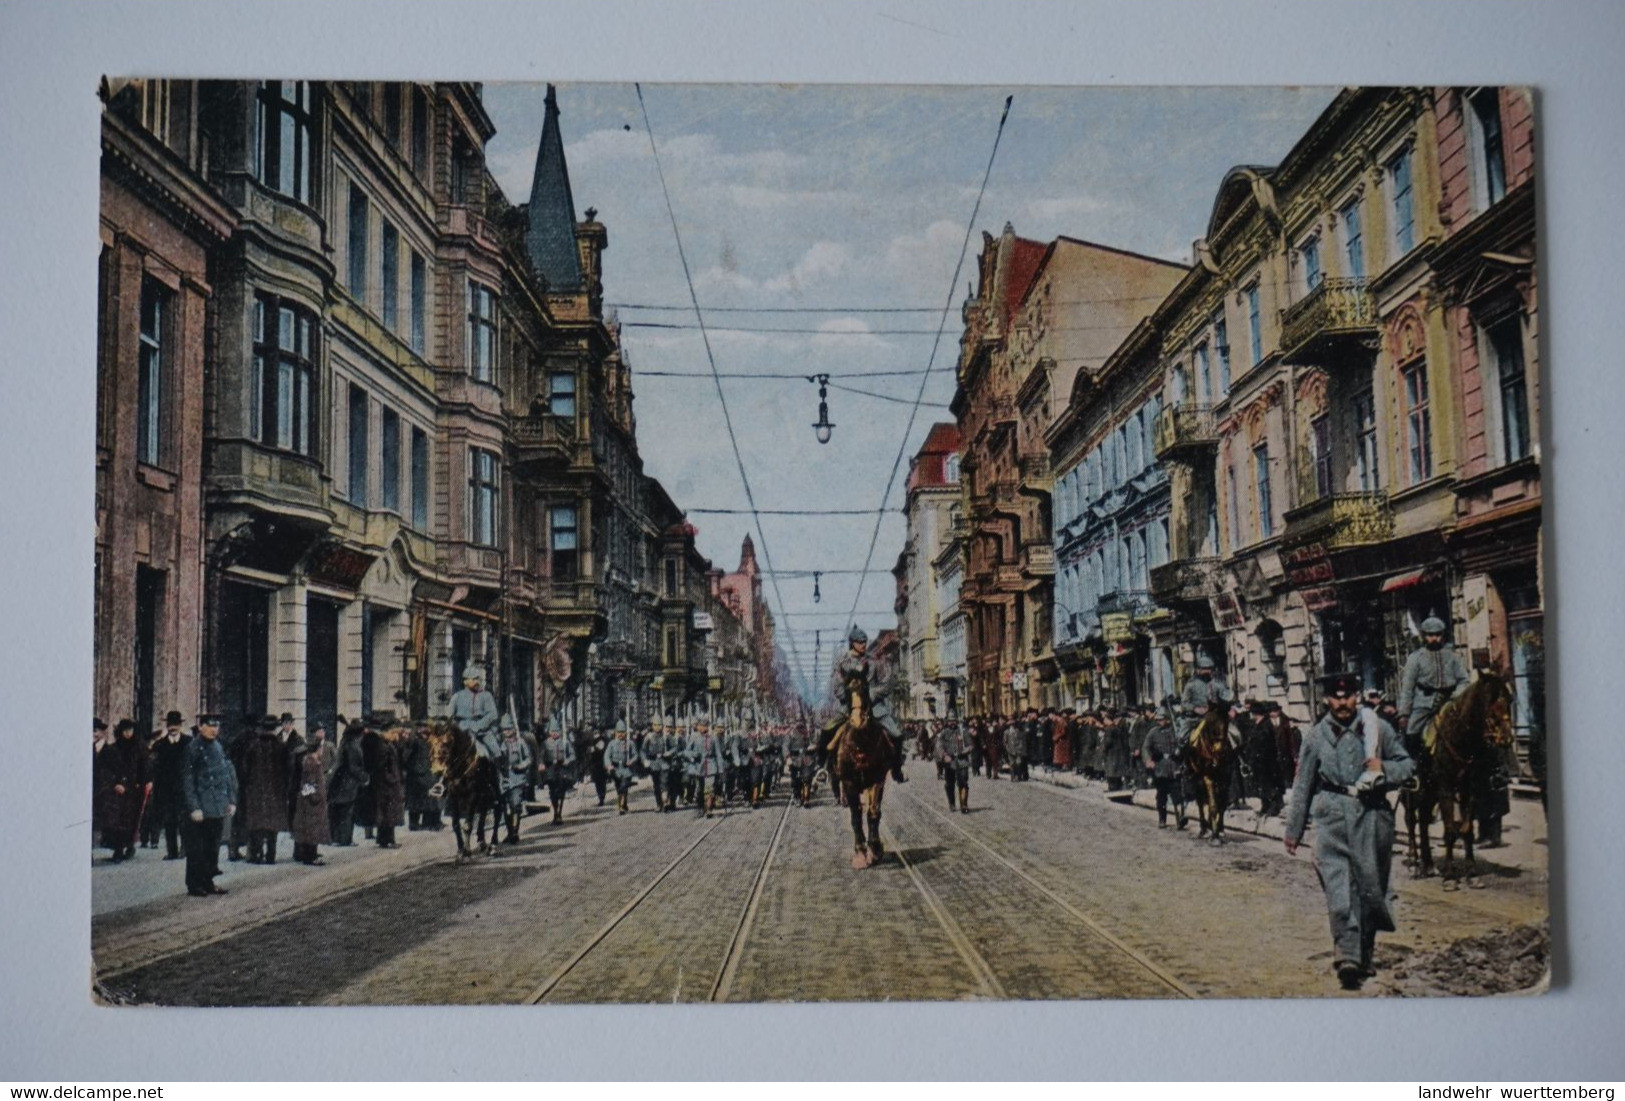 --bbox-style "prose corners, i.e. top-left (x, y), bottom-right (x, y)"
top-left (1285, 670), bottom-right (1415, 990)
top-left (539, 716), bottom-right (576, 824)
top-left (179, 714), bottom-right (236, 896)
top-left (604, 720), bottom-right (637, 815)
top-left (935, 718), bottom-right (972, 813)
top-left (498, 715), bottom-right (533, 842)
top-left (1142, 702), bottom-right (1184, 828)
